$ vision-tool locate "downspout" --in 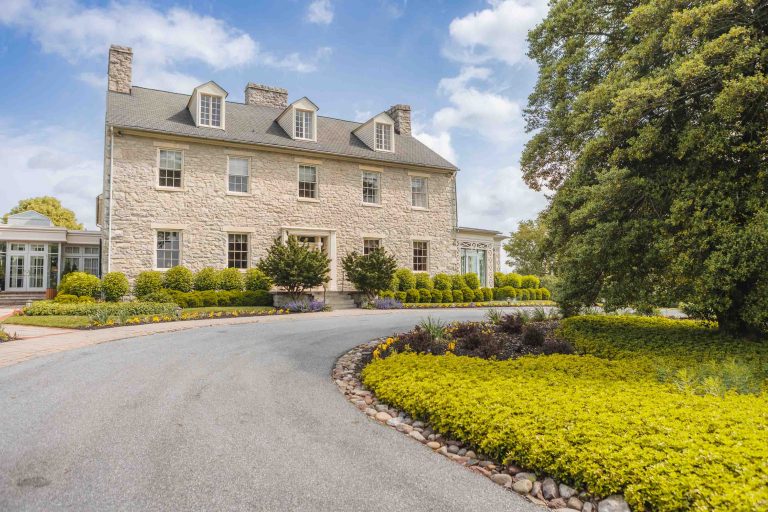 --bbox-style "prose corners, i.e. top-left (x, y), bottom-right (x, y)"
top-left (107, 126), bottom-right (114, 273)
top-left (452, 170), bottom-right (459, 274)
